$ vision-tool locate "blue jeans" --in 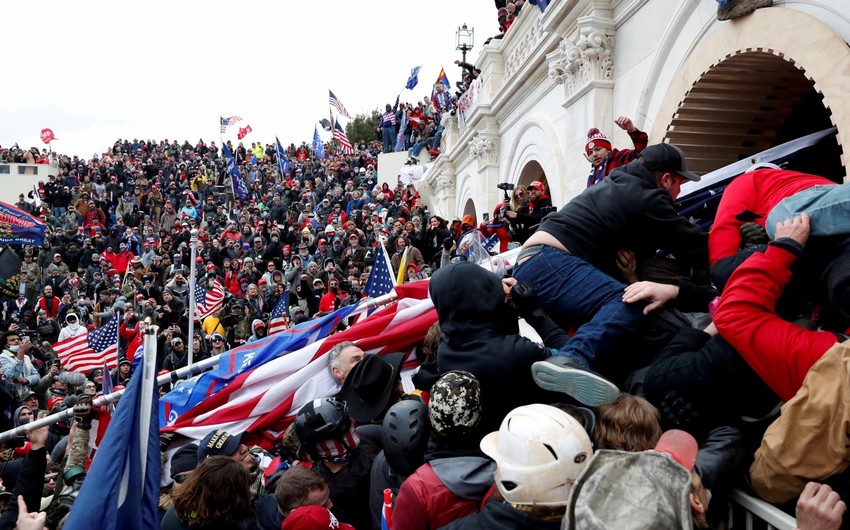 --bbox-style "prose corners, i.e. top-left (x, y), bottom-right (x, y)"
top-left (382, 127), bottom-right (396, 153)
top-left (512, 246), bottom-right (643, 368)
top-left (408, 139), bottom-right (433, 158)
top-left (766, 184), bottom-right (850, 240)
top-left (433, 126), bottom-right (444, 149)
